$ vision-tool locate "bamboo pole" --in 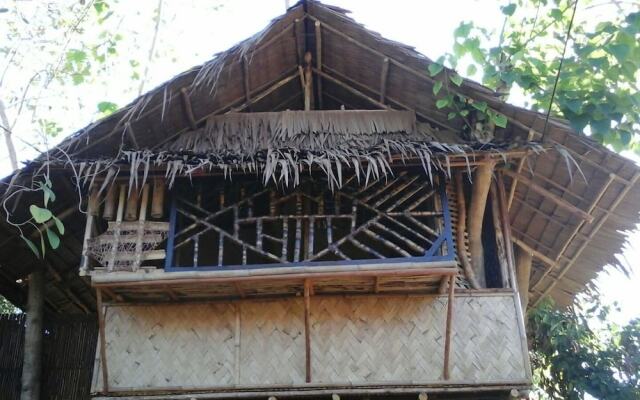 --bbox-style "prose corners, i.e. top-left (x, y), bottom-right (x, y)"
top-left (455, 171), bottom-right (479, 289)
top-left (151, 178), bottom-right (166, 219)
top-left (490, 182), bottom-right (509, 288)
top-left (304, 279), bottom-right (312, 383)
top-left (314, 20), bottom-right (323, 109)
top-left (303, 52), bottom-right (314, 111)
top-left (103, 183), bottom-right (118, 221)
top-left (20, 267), bottom-right (44, 400)
top-left (96, 288), bottom-right (110, 394)
top-left (443, 274), bottom-right (455, 380)
top-left (515, 247), bottom-right (533, 312)
top-left (80, 187), bottom-right (99, 275)
top-left (501, 169), bottom-right (593, 222)
top-left (467, 163), bottom-right (494, 288)
top-left (125, 186), bottom-right (140, 221)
